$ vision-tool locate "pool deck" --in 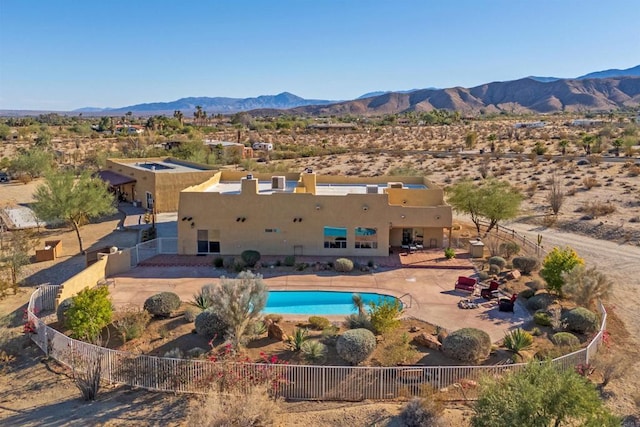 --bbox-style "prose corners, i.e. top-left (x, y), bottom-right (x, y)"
top-left (108, 264), bottom-right (529, 342)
